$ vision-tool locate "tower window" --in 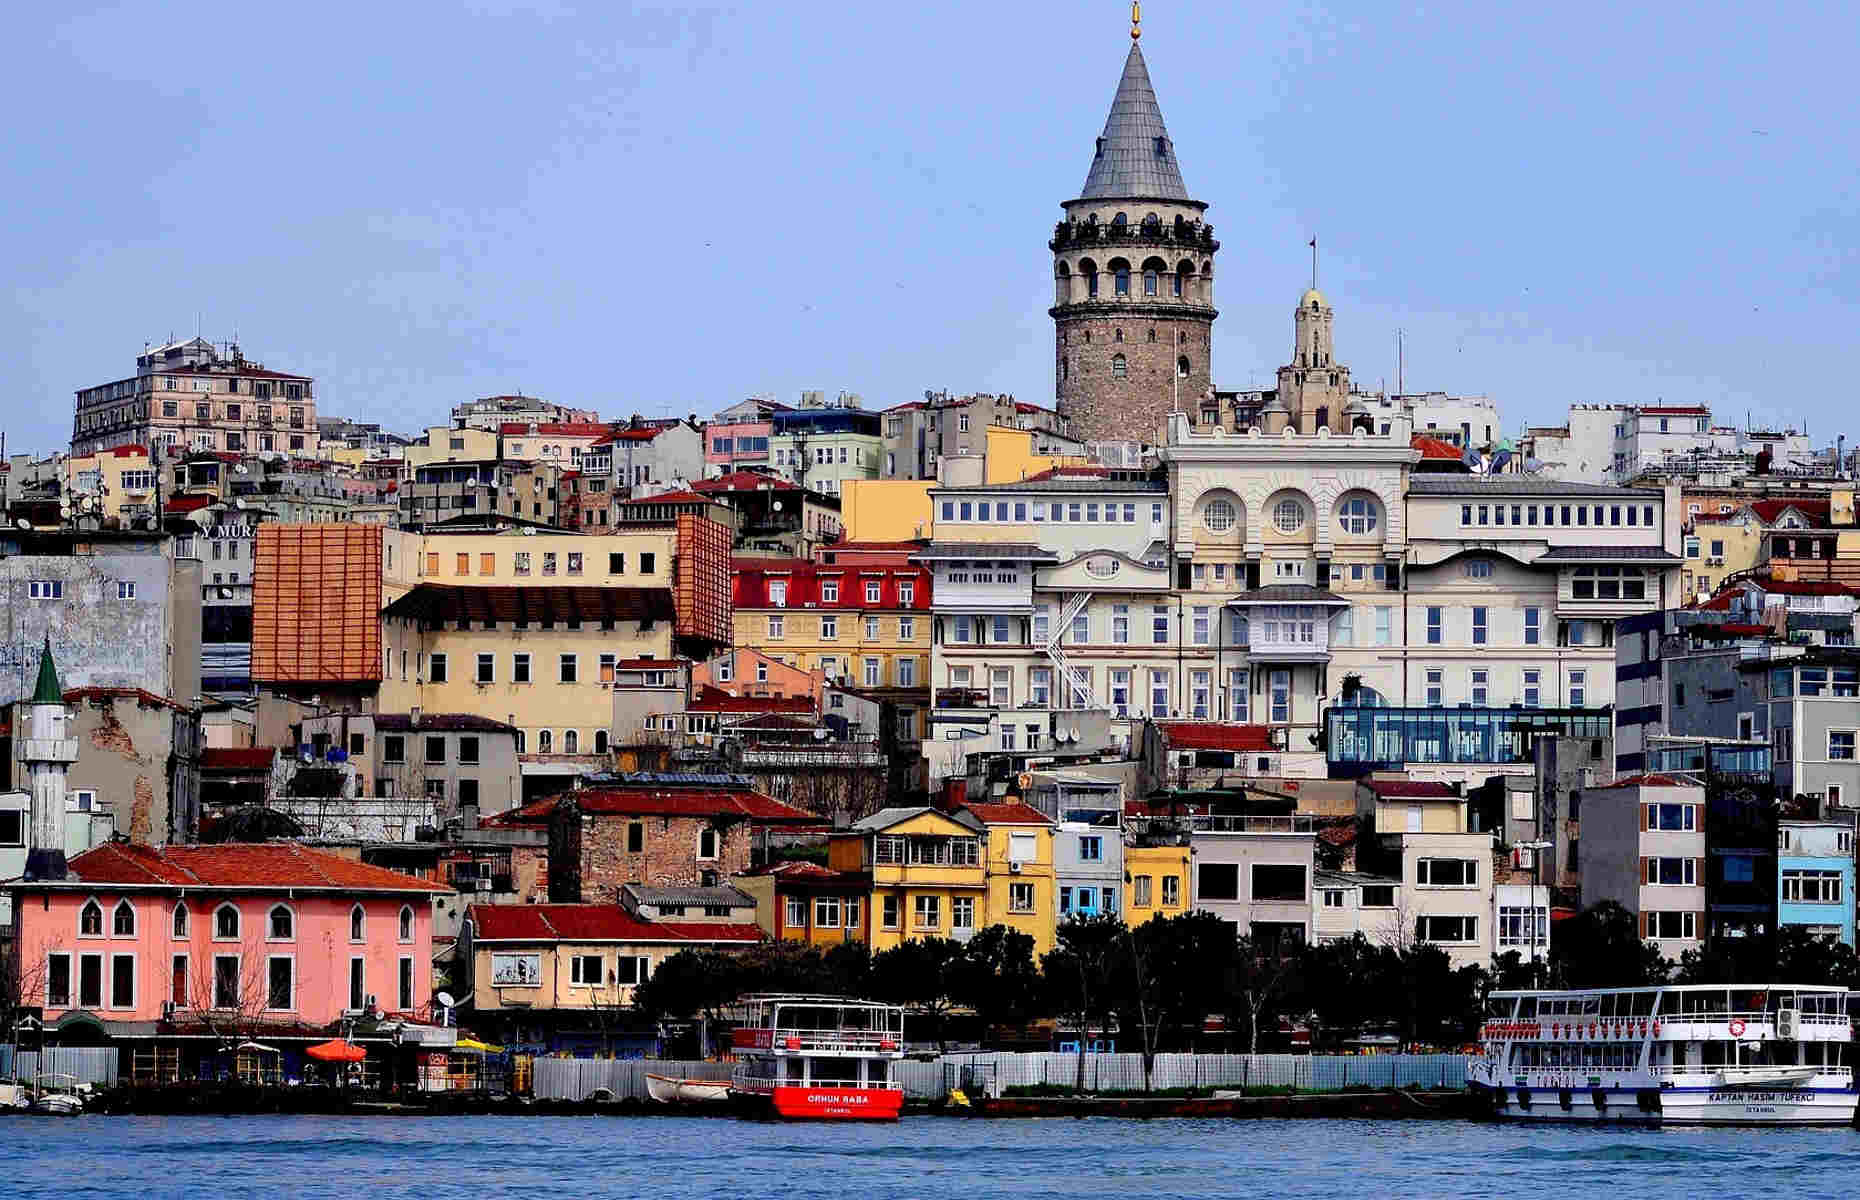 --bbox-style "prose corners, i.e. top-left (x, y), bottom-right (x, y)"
top-left (1147, 329), bottom-right (1156, 343)
top-left (1114, 328), bottom-right (1124, 343)
top-left (1112, 354), bottom-right (1128, 379)
top-left (1115, 266), bottom-right (1130, 296)
top-left (1144, 269), bottom-right (1158, 296)
top-left (1178, 356), bottom-right (1190, 379)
